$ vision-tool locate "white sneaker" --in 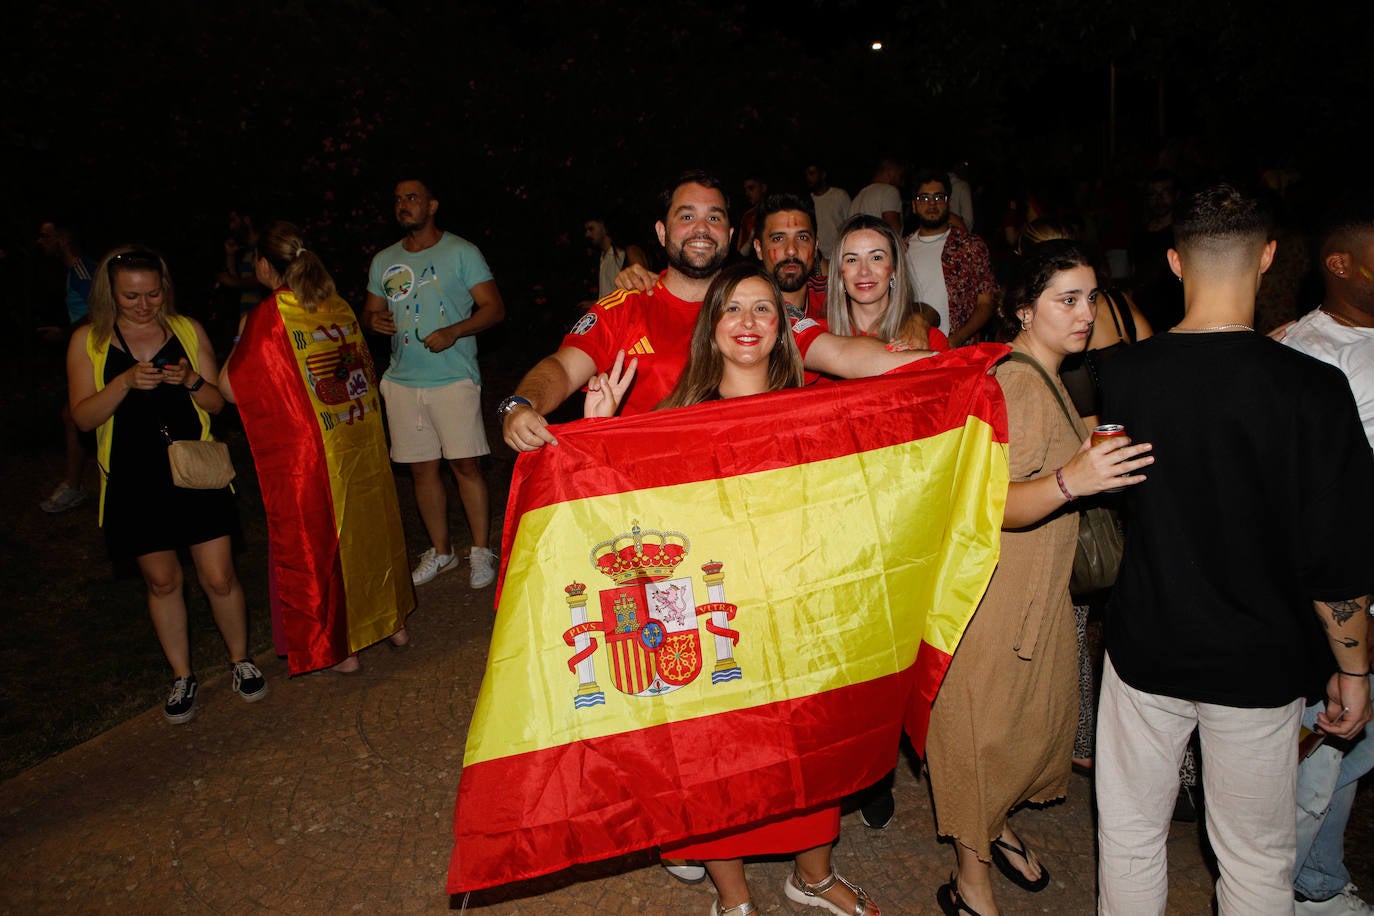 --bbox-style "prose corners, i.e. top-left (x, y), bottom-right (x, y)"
top-left (40, 483), bottom-right (90, 514)
top-left (411, 548), bottom-right (457, 586)
top-left (469, 547), bottom-right (497, 588)
top-left (662, 860), bottom-right (706, 884)
top-left (1297, 884), bottom-right (1374, 915)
